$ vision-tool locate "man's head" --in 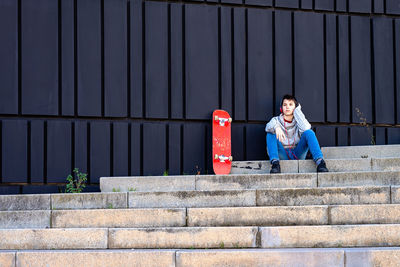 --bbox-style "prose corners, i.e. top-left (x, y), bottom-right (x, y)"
top-left (280, 95), bottom-right (298, 116)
